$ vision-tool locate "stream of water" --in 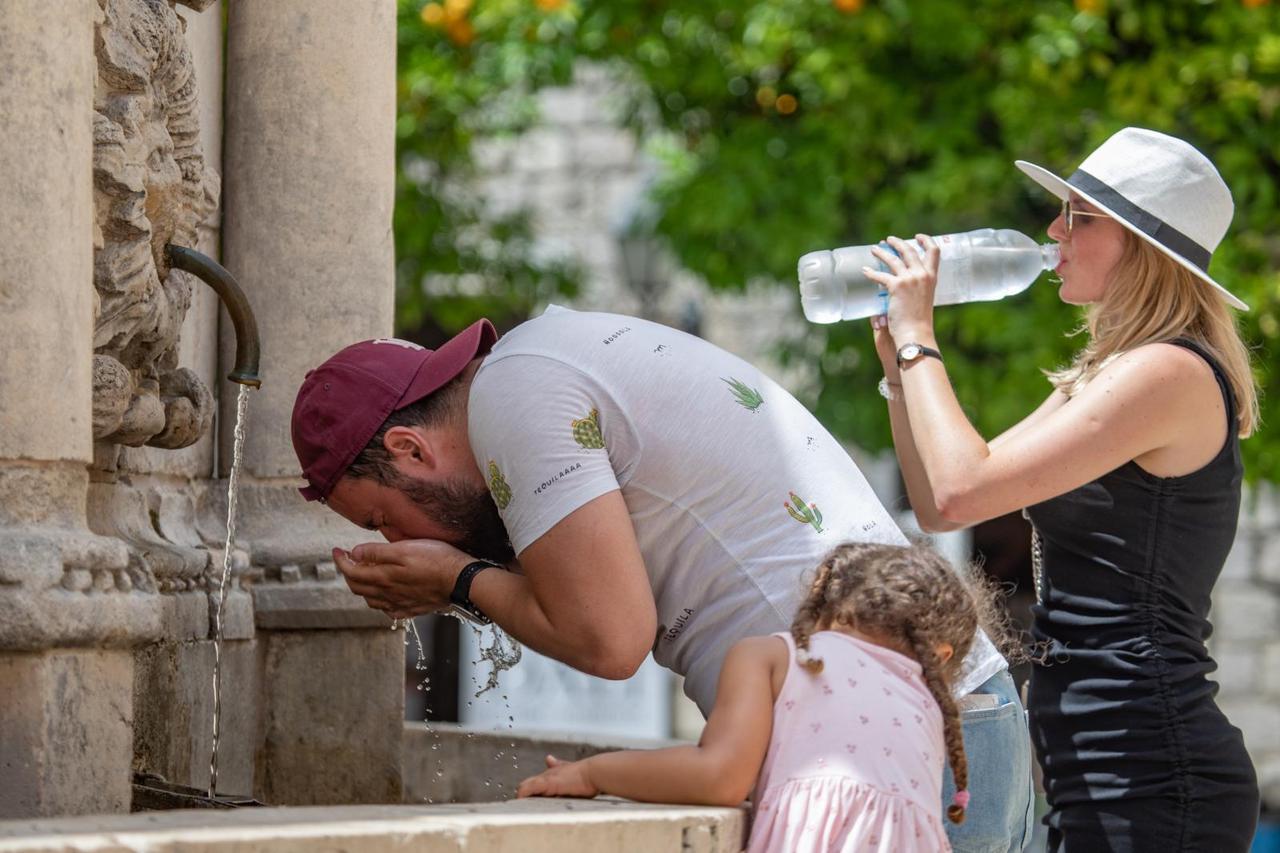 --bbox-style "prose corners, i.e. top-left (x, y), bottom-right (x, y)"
top-left (403, 617), bottom-right (525, 802)
top-left (209, 383), bottom-right (250, 797)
